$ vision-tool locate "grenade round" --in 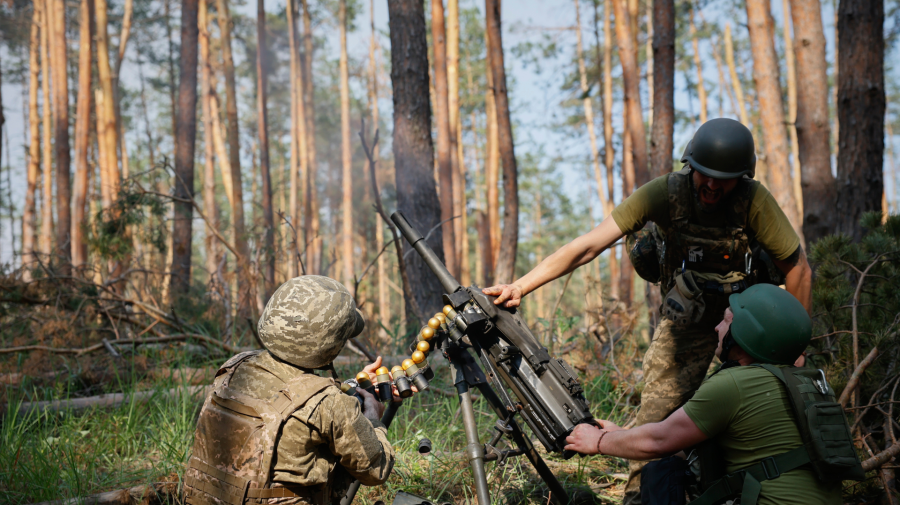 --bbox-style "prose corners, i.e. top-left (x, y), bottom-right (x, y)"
top-left (416, 340), bottom-right (431, 355)
top-left (427, 318), bottom-right (441, 330)
top-left (374, 366), bottom-right (393, 402)
top-left (420, 326), bottom-right (435, 341)
top-left (402, 358), bottom-right (429, 391)
top-left (356, 371), bottom-right (377, 397)
top-left (391, 366), bottom-right (413, 398)
top-left (412, 350), bottom-right (434, 381)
